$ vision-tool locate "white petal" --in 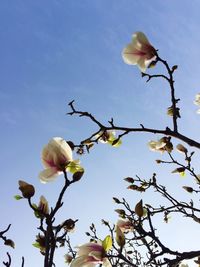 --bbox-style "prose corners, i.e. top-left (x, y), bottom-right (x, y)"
top-left (133, 32), bottom-right (150, 46)
top-left (137, 57), bottom-right (146, 72)
top-left (89, 251), bottom-right (102, 260)
top-left (70, 256), bottom-right (95, 267)
top-left (39, 168), bottom-right (59, 183)
top-left (54, 137), bottom-right (73, 161)
top-left (77, 243), bottom-right (102, 256)
top-left (122, 44), bottom-right (140, 65)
